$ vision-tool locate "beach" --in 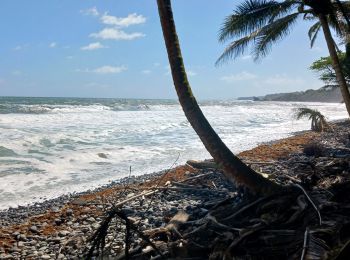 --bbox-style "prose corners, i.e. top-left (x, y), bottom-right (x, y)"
top-left (0, 97), bottom-right (348, 210)
top-left (2, 120), bottom-right (349, 259)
